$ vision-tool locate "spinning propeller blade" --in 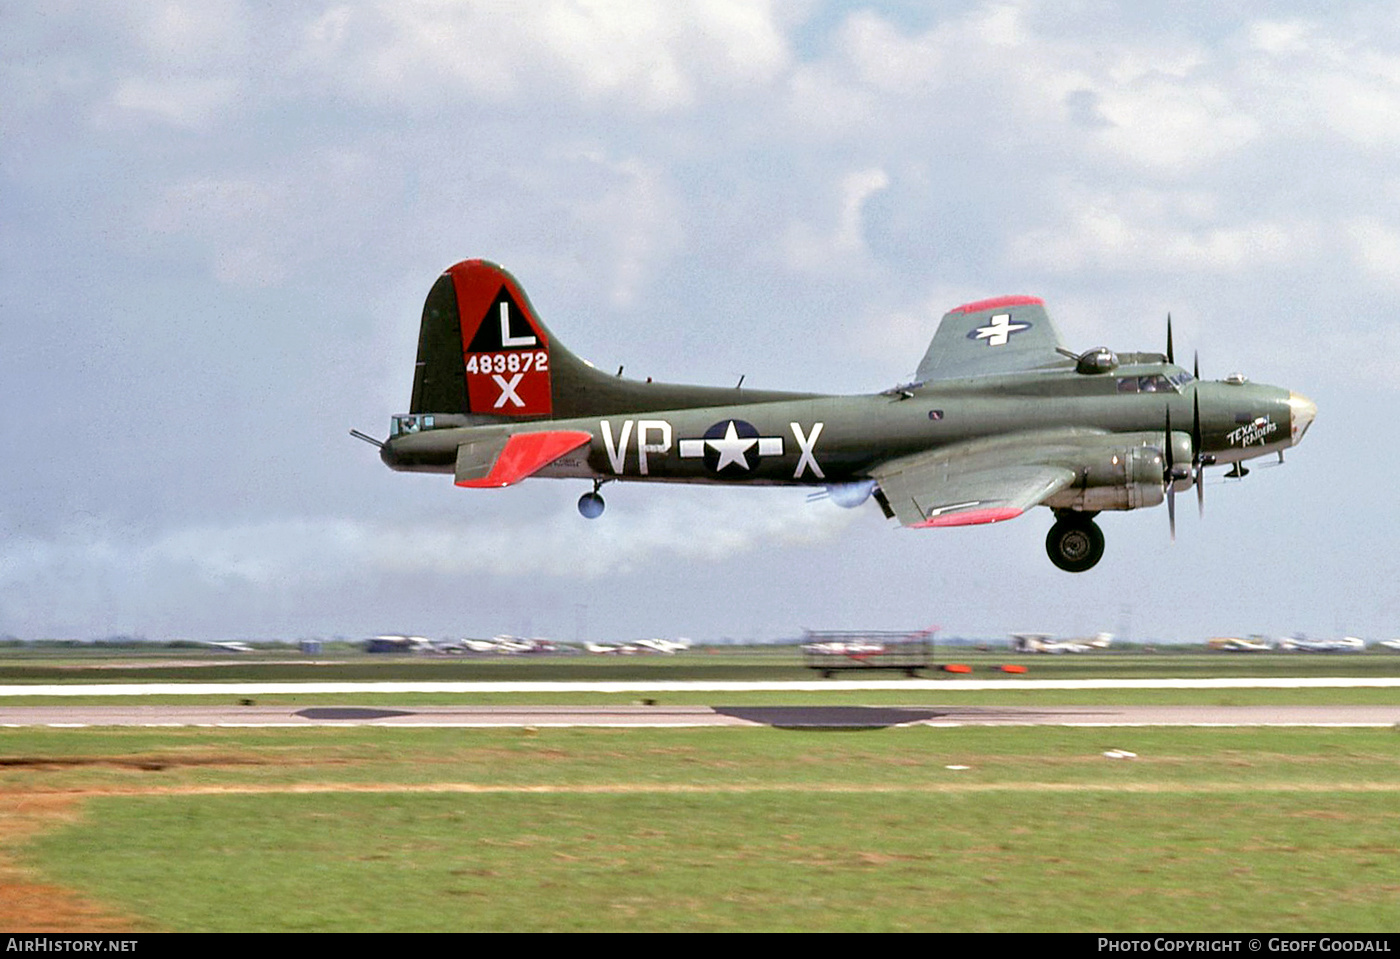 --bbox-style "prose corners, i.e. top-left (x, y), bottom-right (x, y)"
top-left (1164, 407), bottom-right (1177, 542)
top-left (1192, 390), bottom-right (1205, 517)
